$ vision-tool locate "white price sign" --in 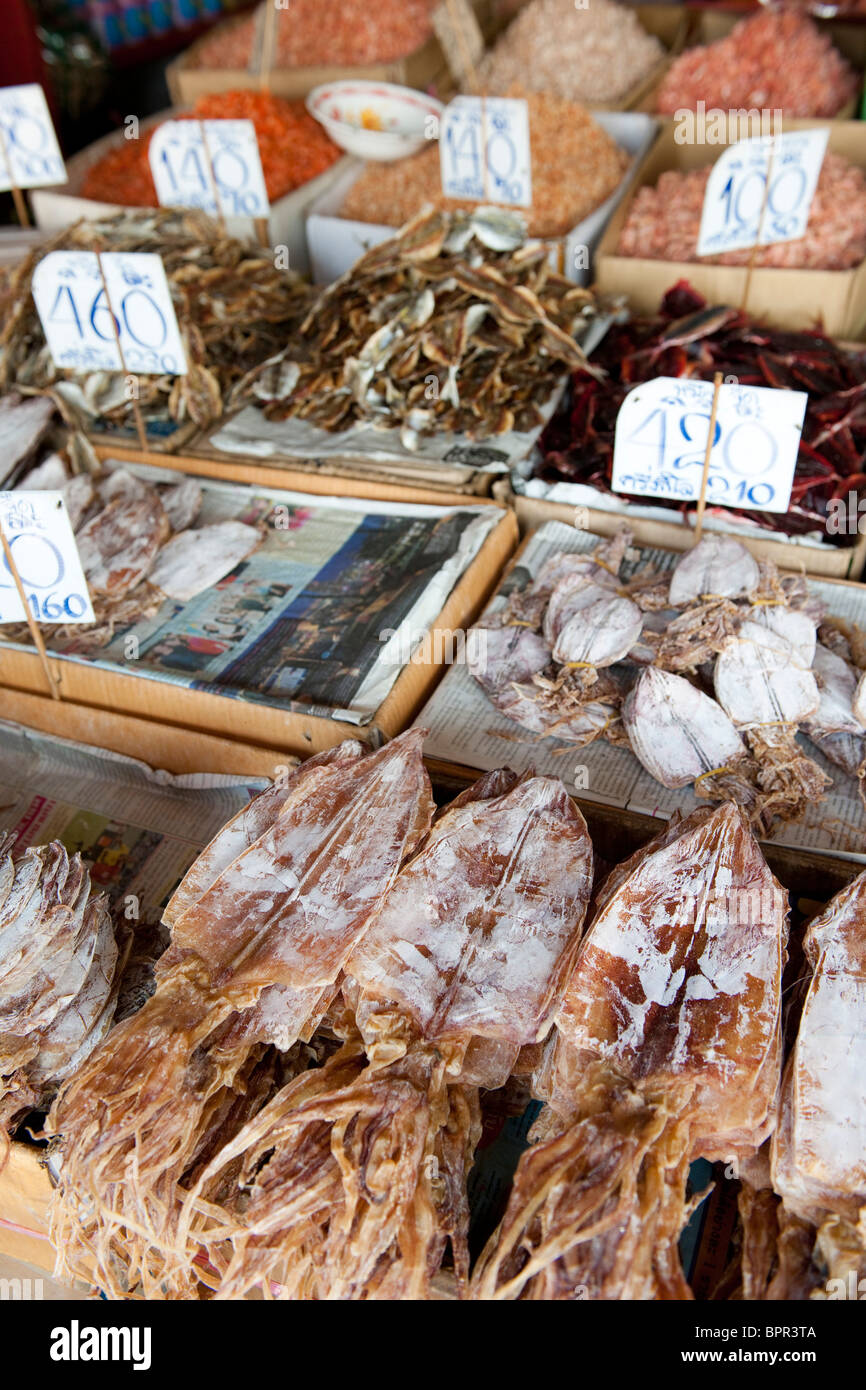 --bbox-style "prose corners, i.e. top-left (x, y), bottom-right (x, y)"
top-left (697, 129), bottom-right (829, 258)
top-left (149, 120), bottom-right (269, 219)
top-left (0, 84), bottom-right (65, 191)
top-left (31, 251), bottom-right (188, 377)
top-left (0, 492), bottom-right (94, 625)
top-left (611, 377), bottom-right (807, 514)
top-left (440, 95), bottom-right (531, 208)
